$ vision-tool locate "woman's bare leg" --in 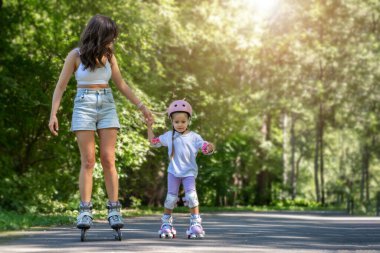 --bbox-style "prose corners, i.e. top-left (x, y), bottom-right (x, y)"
top-left (98, 128), bottom-right (119, 202)
top-left (75, 130), bottom-right (96, 203)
